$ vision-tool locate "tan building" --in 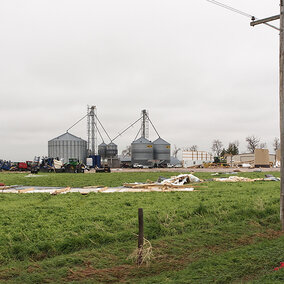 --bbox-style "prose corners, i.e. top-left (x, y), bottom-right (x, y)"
top-left (226, 150), bottom-right (276, 167)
